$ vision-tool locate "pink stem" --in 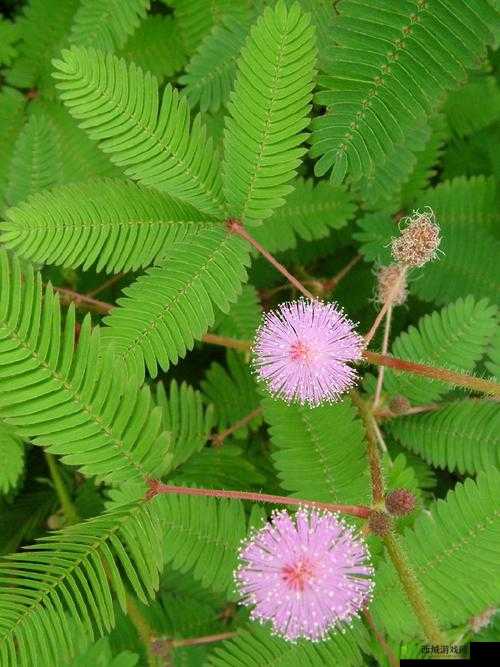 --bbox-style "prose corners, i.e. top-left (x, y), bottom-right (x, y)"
top-left (147, 480), bottom-right (371, 519)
